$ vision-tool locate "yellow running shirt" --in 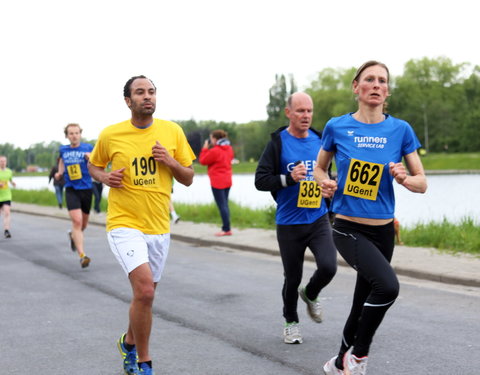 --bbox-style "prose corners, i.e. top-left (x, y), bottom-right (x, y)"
top-left (90, 119), bottom-right (195, 234)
